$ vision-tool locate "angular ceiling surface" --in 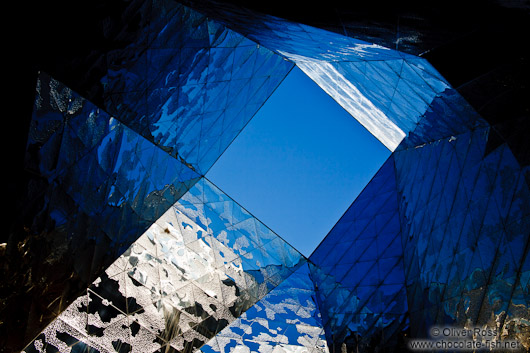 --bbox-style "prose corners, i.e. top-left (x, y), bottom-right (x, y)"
top-left (23, 177), bottom-right (306, 352)
top-left (5, 0), bottom-right (530, 352)
top-left (6, 0), bottom-right (297, 350)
